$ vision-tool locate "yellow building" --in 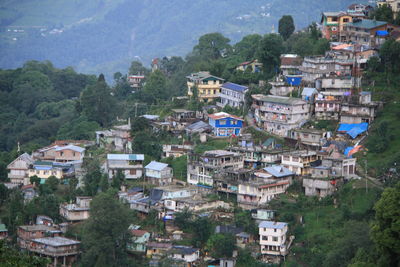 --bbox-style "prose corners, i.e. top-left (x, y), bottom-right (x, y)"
top-left (28, 161), bottom-right (73, 183)
top-left (186, 71), bottom-right (224, 102)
